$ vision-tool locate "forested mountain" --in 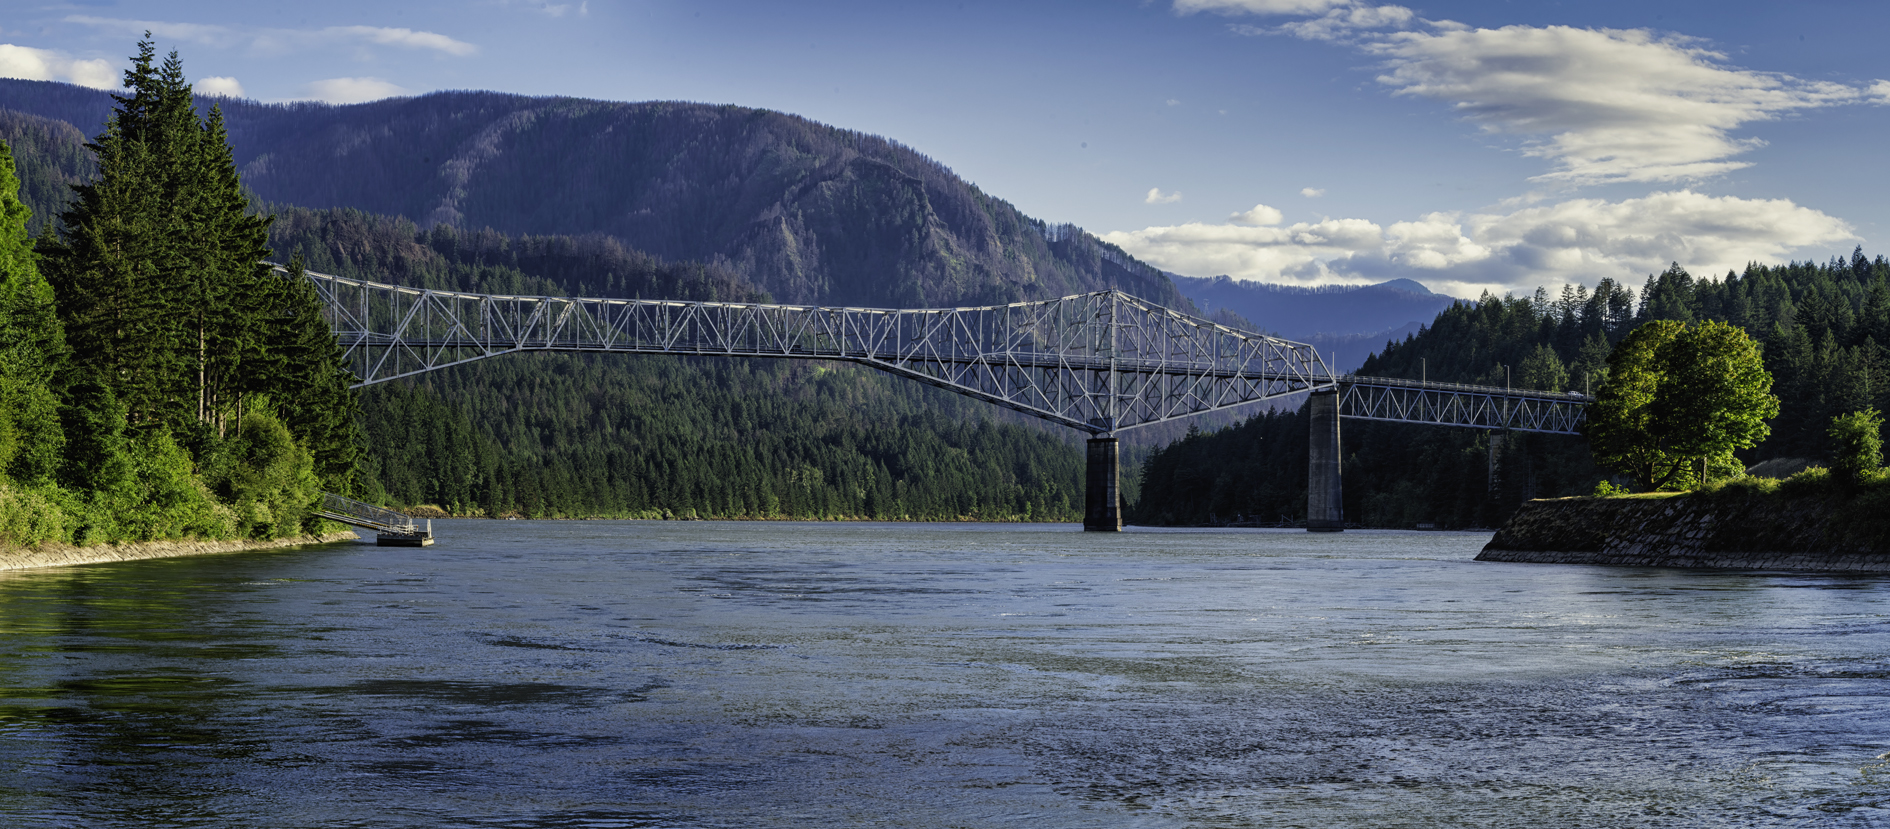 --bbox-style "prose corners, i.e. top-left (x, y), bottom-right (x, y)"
top-left (0, 110), bottom-right (93, 238)
top-left (1173, 274), bottom-right (1457, 341)
top-left (0, 79), bottom-right (1186, 310)
top-left (1135, 254), bottom-right (1890, 528)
